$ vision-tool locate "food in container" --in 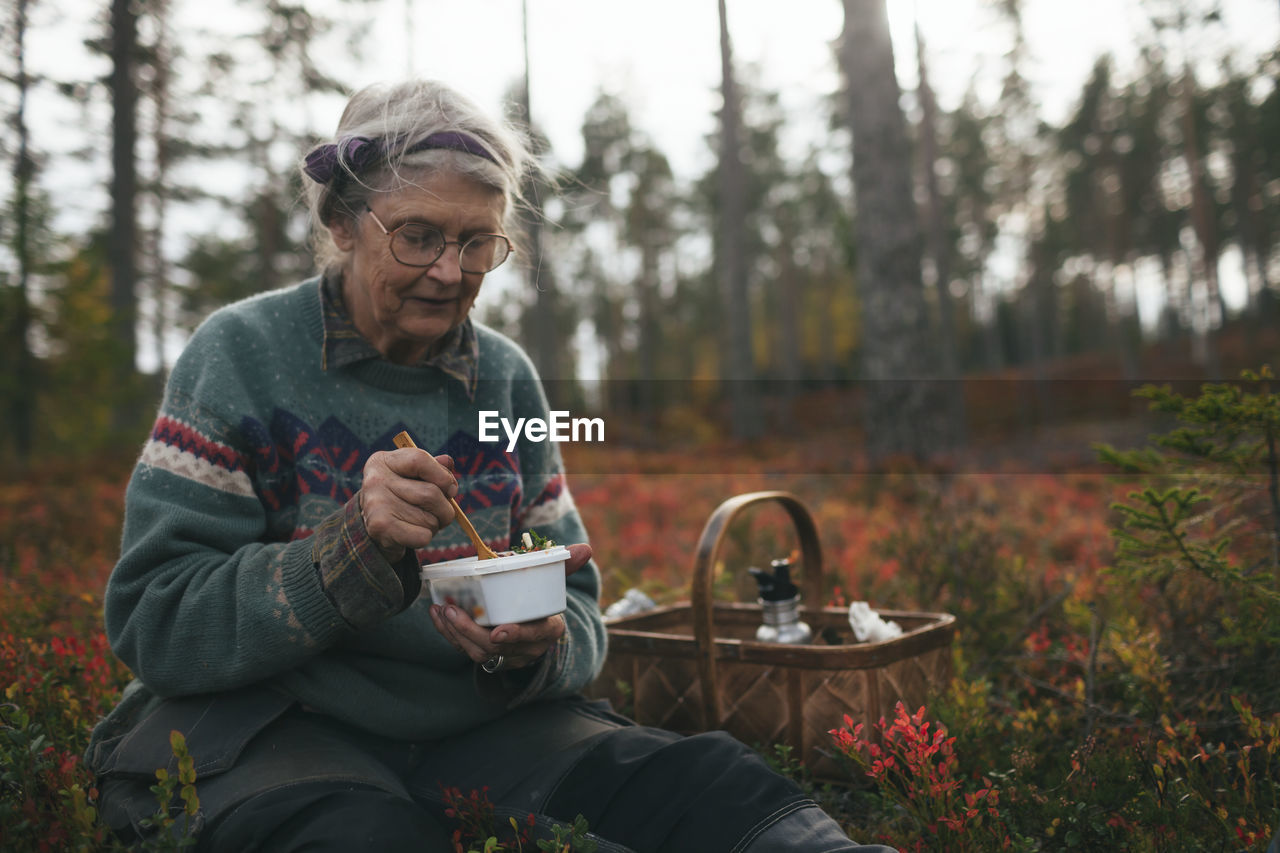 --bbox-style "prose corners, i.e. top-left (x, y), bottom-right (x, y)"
top-left (421, 546), bottom-right (570, 626)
